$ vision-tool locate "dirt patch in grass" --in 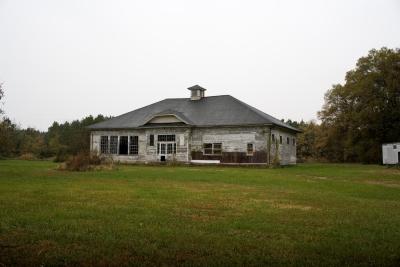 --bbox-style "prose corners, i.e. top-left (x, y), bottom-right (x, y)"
top-left (273, 203), bottom-right (315, 211)
top-left (249, 198), bottom-right (318, 211)
top-left (364, 180), bottom-right (400, 188)
top-left (296, 174), bottom-right (329, 180)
